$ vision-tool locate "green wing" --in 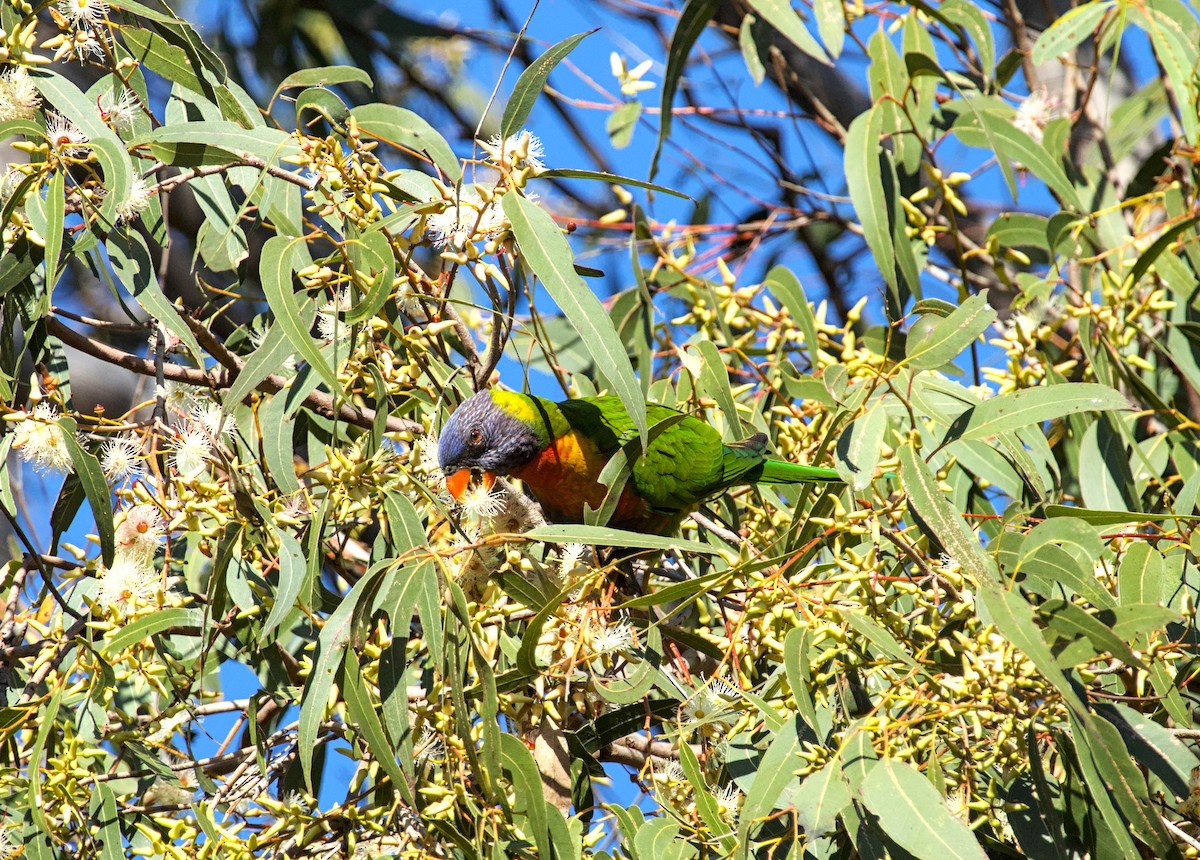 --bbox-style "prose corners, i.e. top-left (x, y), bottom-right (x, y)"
top-left (559, 397), bottom-right (725, 514)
